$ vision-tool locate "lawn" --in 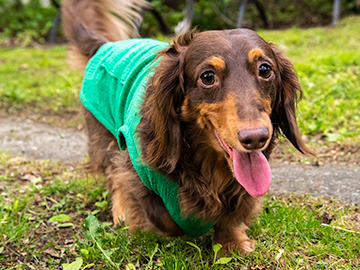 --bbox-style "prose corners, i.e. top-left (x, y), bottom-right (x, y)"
top-left (0, 46), bottom-right (83, 127)
top-left (0, 153), bottom-right (359, 269)
top-left (0, 46), bottom-right (81, 111)
top-left (0, 16), bottom-right (359, 142)
top-left (0, 16), bottom-right (360, 269)
top-left (259, 16), bottom-right (360, 143)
